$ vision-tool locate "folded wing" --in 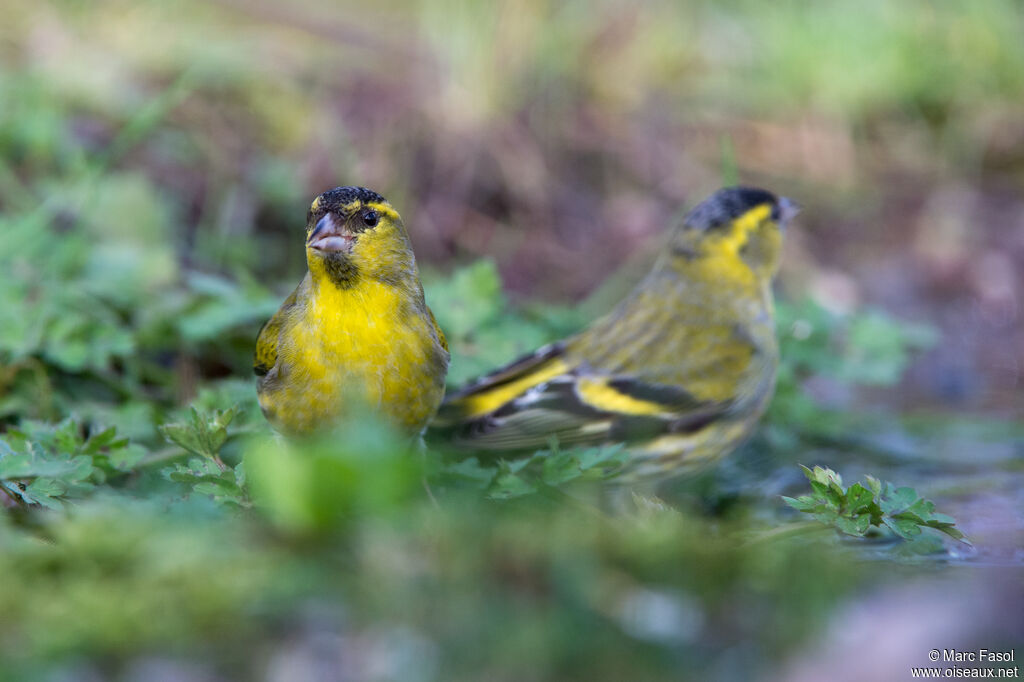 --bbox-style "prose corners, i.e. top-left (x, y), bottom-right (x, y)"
top-left (433, 343), bottom-right (732, 452)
